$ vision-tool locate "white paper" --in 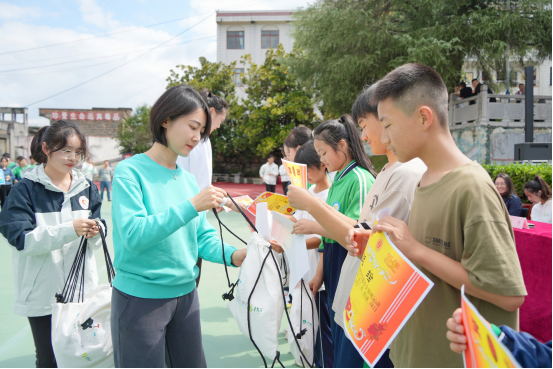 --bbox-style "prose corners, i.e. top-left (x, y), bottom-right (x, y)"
top-left (510, 215), bottom-right (529, 229)
top-left (271, 211), bottom-right (310, 290)
top-left (256, 202), bottom-right (272, 241)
